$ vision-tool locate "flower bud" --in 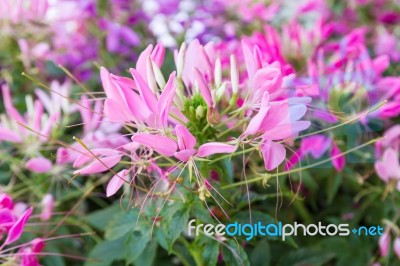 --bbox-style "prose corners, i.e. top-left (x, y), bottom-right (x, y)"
top-left (177, 42), bottom-right (186, 79)
top-left (207, 107), bottom-right (220, 125)
top-left (196, 105), bottom-right (205, 119)
top-left (151, 60), bottom-right (166, 88)
top-left (214, 57), bottom-right (222, 88)
top-left (230, 54), bottom-right (239, 95)
top-left (146, 57), bottom-right (158, 94)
